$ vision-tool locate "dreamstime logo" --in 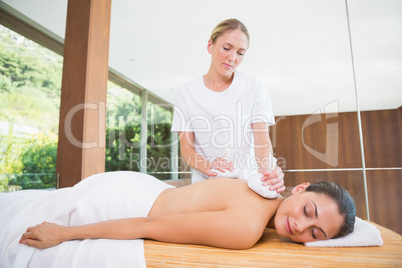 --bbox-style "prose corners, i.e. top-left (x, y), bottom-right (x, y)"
top-left (302, 100), bottom-right (339, 167)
